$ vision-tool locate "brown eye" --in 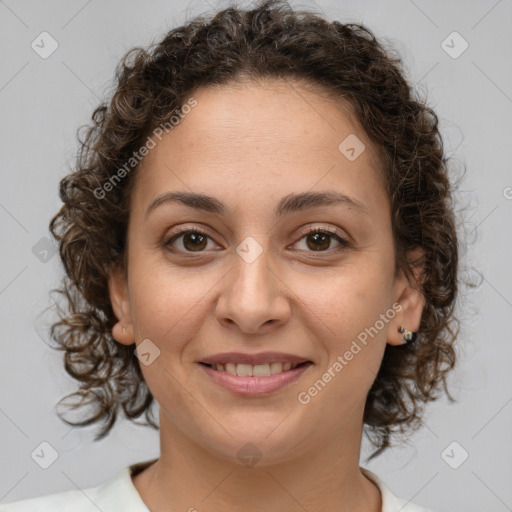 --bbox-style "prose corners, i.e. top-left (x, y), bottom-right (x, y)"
top-left (293, 228), bottom-right (350, 253)
top-left (181, 232), bottom-right (208, 251)
top-left (165, 229), bottom-right (214, 252)
top-left (306, 232), bottom-right (331, 251)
